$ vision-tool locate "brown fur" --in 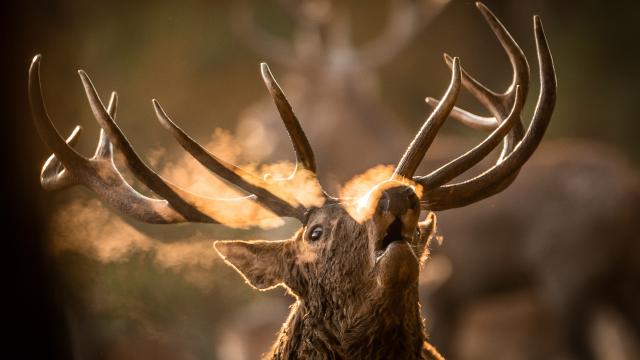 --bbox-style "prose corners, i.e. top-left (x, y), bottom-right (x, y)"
top-left (215, 184), bottom-right (443, 359)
